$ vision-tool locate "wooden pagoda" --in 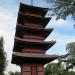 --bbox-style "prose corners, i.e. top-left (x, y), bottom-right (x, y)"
top-left (12, 3), bottom-right (58, 75)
